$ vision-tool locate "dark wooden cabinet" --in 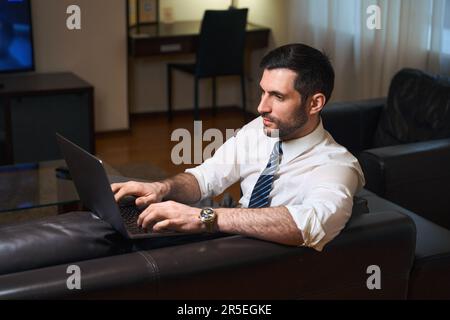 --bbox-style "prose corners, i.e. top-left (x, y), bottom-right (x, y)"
top-left (0, 72), bottom-right (94, 165)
